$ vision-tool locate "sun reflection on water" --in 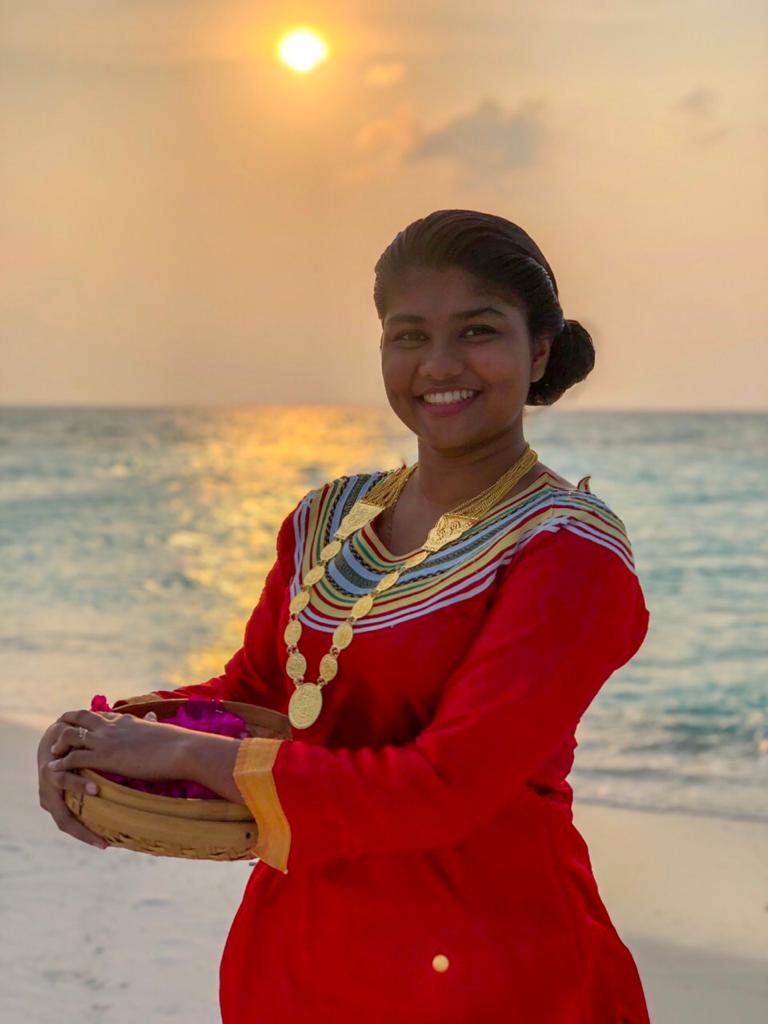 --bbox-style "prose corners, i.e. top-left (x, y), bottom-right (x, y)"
top-left (160, 406), bottom-right (413, 688)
